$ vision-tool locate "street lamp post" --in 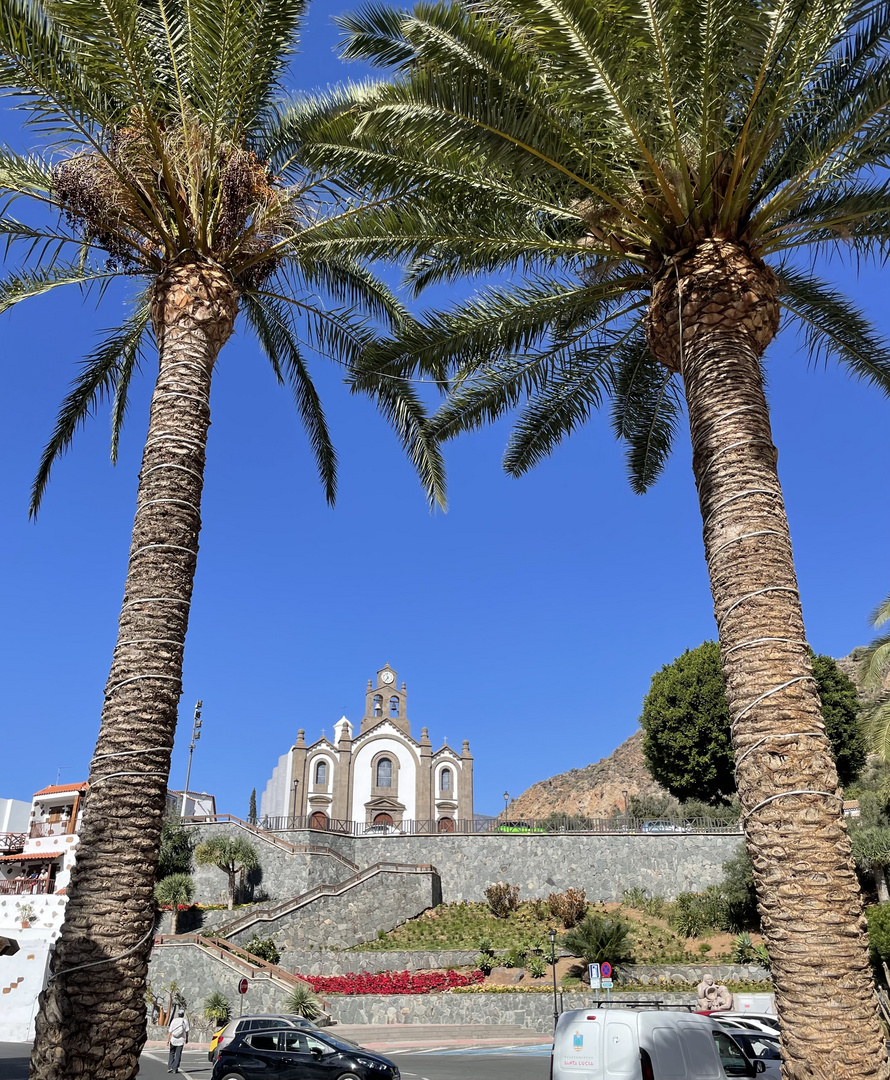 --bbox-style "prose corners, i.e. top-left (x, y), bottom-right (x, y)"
top-left (180, 700), bottom-right (203, 819)
top-left (503, 791), bottom-right (510, 820)
top-left (549, 928), bottom-right (559, 1029)
top-left (291, 779), bottom-right (300, 827)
